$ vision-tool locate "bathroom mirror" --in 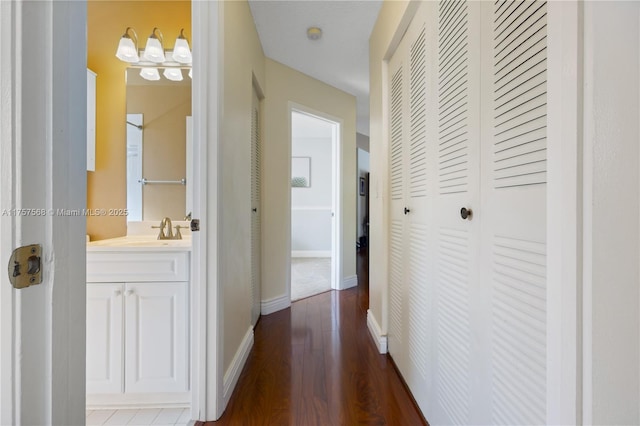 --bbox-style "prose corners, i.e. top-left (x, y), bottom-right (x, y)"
top-left (126, 68), bottom-right (192, 221)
